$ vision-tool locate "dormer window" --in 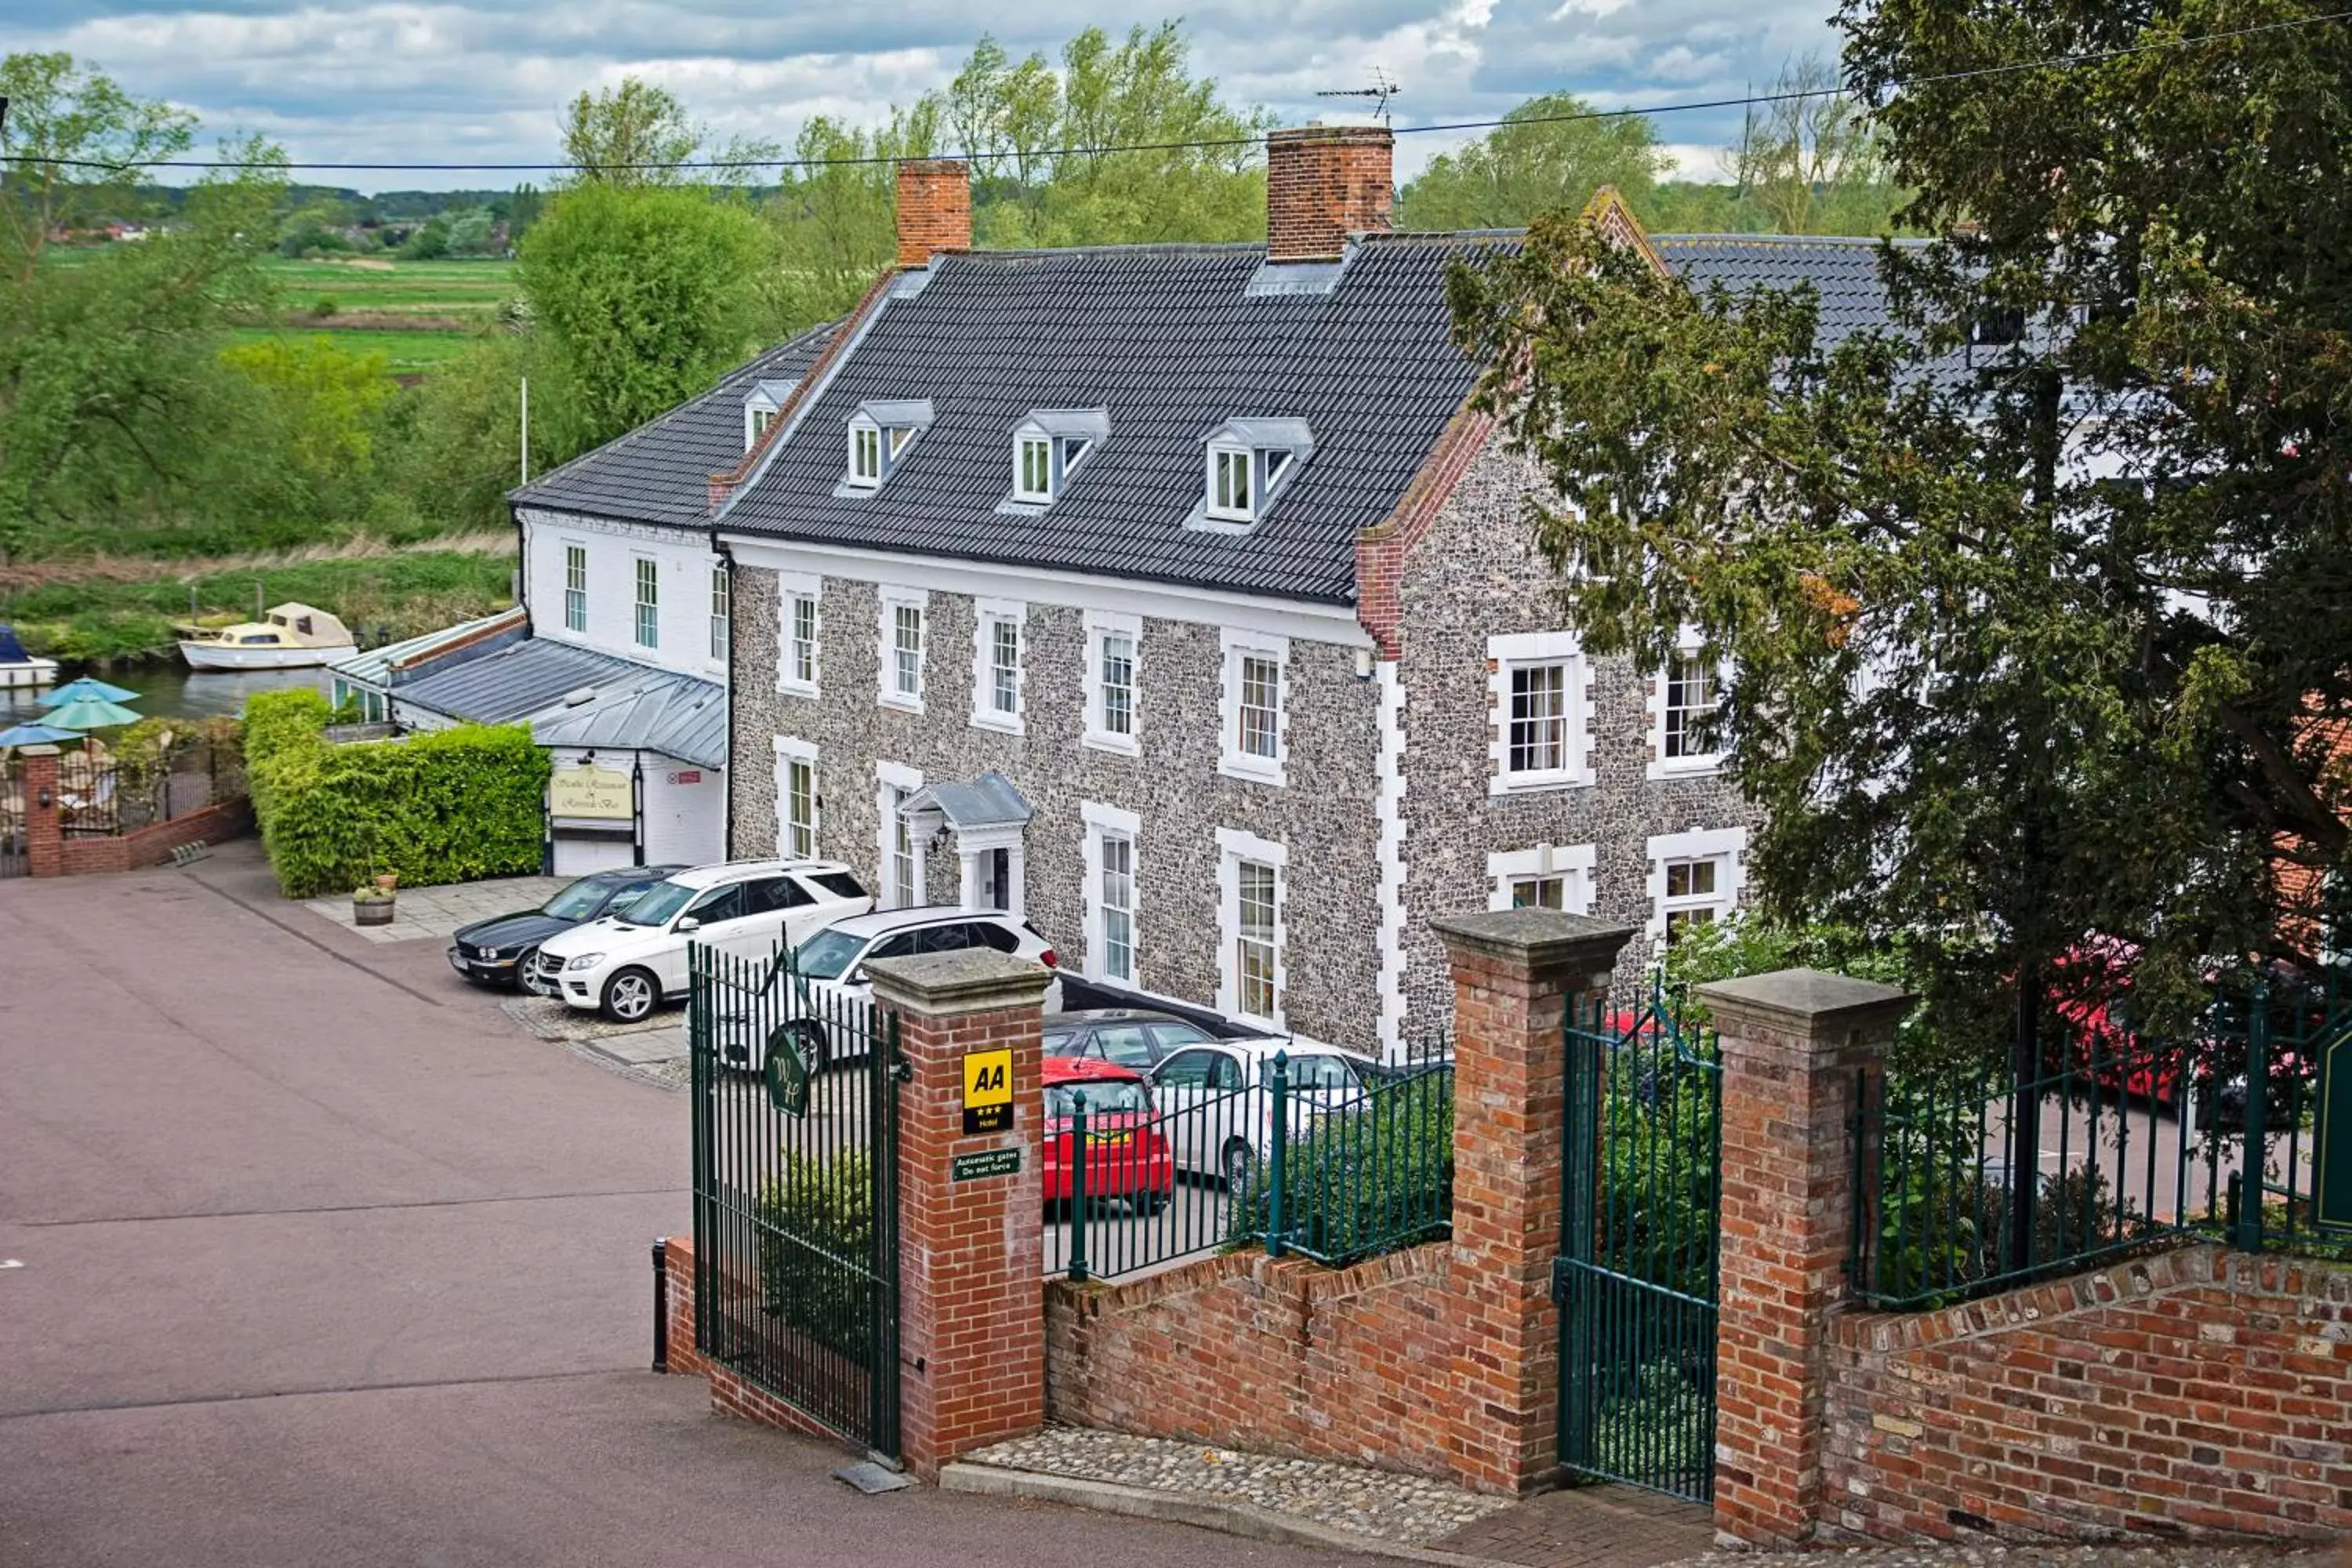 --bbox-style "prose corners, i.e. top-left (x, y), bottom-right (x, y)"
top-left (842, 400), bottom-right (932, 493)
top-left (1003, 409), bottom-right (1109, 510)
top-left (1195, 418), bottom-right (1312, 531)
top-left (742, 379), bottom-right (796, 452)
